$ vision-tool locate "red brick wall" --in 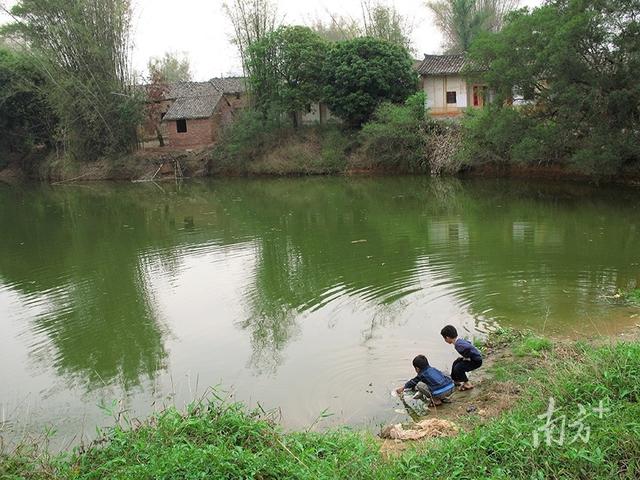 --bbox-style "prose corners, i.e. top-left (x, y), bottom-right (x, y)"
top-left (164, 118), bottom-right (214, 147)
top-left (160, 93), bottom-right (247, 148)
top-left (209, 93), bottom-right (248, 143)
